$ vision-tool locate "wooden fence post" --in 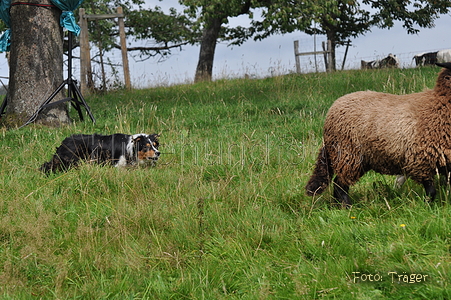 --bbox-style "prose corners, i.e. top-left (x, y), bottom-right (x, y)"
top-left (294, 39), bottom-right (332, 73)
top-left (117, 7), bottom-right (131, 90)
top-left (79, 7), bottom-right (131, 92)
top-left (341, 40), bottom-right (351, 70)
top-left (294, 40), bottom-right (301, 74)
top-left (321, 41), bottom-right (328, 71)
top-left (79, 8), bottom-right (92, 95)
